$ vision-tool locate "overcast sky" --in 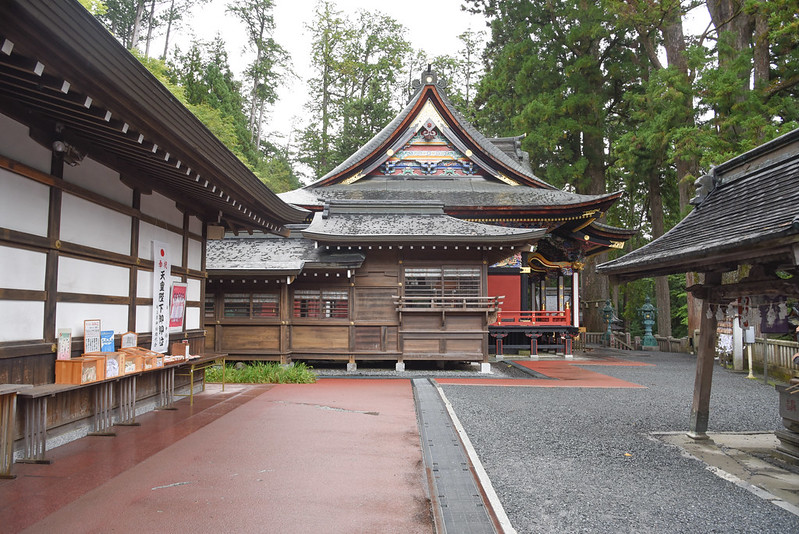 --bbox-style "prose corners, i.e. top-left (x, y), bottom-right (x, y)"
top-left (167, 0), bottom-right (486, 143)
